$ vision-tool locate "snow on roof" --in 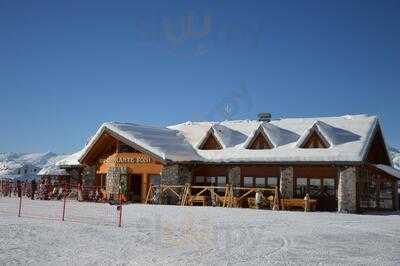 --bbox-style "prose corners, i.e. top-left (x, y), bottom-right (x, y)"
top-left (168, 114), bottom-right (379, 163)
top-left (37, 165), bottom-right (69, 176)
top-left (373, 164), bottom-right (400, 179)
top-left (81, 114), bottom-right (381, 164)
top-left (56, 149), bottom-right (84, 167)
top-left (80, 122), bottom-right (202, 163)
top-left (243, 123), bottom-right (300, 148)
